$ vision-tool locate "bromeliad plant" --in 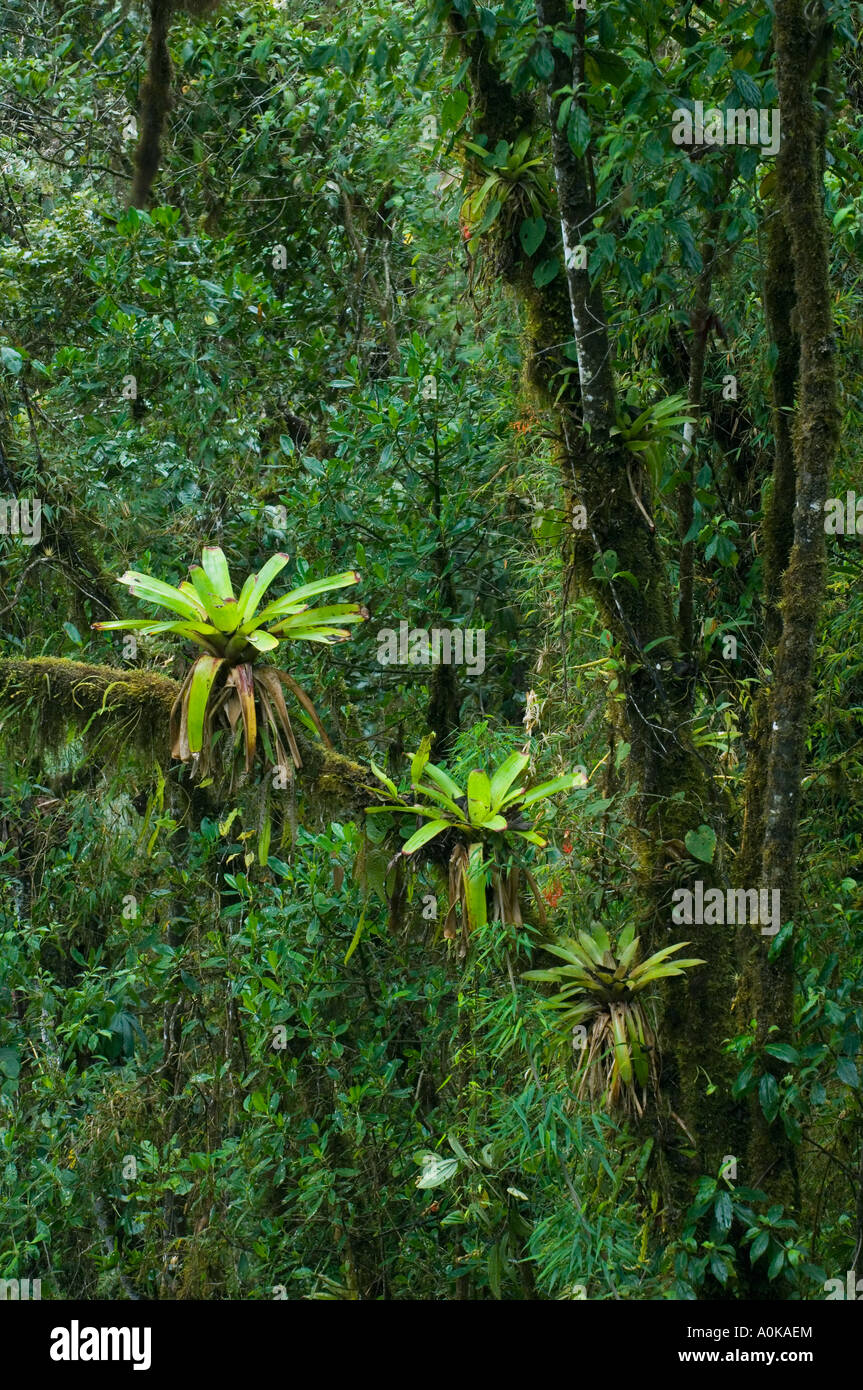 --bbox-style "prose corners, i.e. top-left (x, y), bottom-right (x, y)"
top-left (92, 547), bottom-right (367, 778)
top-left (367, 743), bottom-right (579, 952)
top-left (460, 132), bottom-right (552, 240)
top-left (524, 924), bottom-right (705, 1115)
